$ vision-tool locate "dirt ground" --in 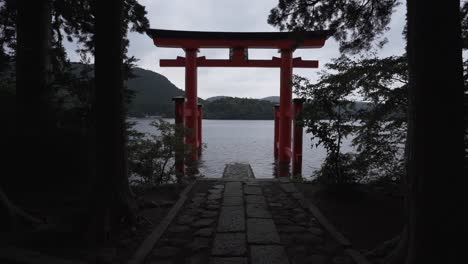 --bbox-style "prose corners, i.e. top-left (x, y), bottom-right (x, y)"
top-left (0, 184), bottom-right (185, 263)
top-left (295, 182), bottom-right (405, 251)
top-left (116, 184), bottom-right (186, 261)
